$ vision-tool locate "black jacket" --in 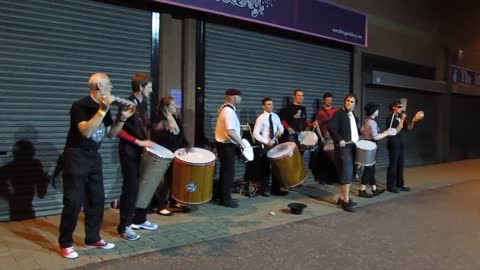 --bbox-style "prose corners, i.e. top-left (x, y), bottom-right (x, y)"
top-left (328, 108), bottom-right (360, 145)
